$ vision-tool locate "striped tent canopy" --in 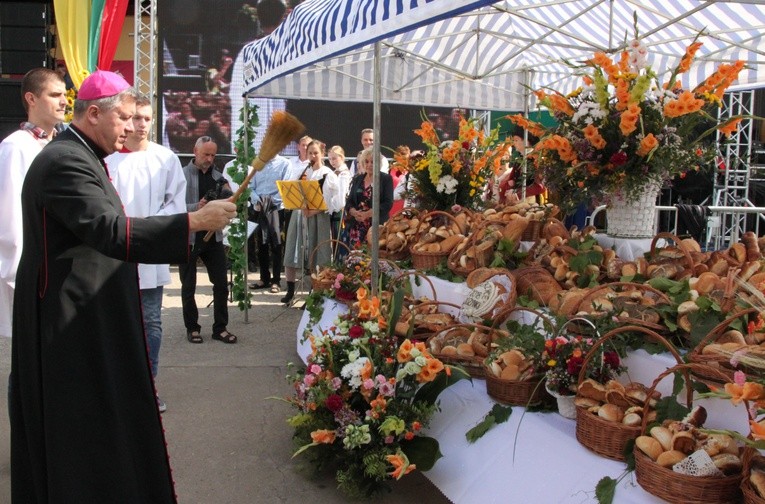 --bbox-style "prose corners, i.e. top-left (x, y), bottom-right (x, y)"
top-left (241, 0), bottom-right (765, 110)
